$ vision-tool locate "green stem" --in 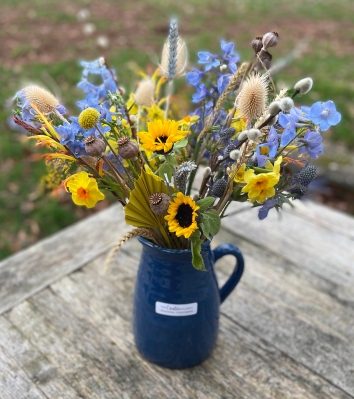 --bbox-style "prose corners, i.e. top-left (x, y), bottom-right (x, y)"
top-left (186, 139), bottom-right (202, 196)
